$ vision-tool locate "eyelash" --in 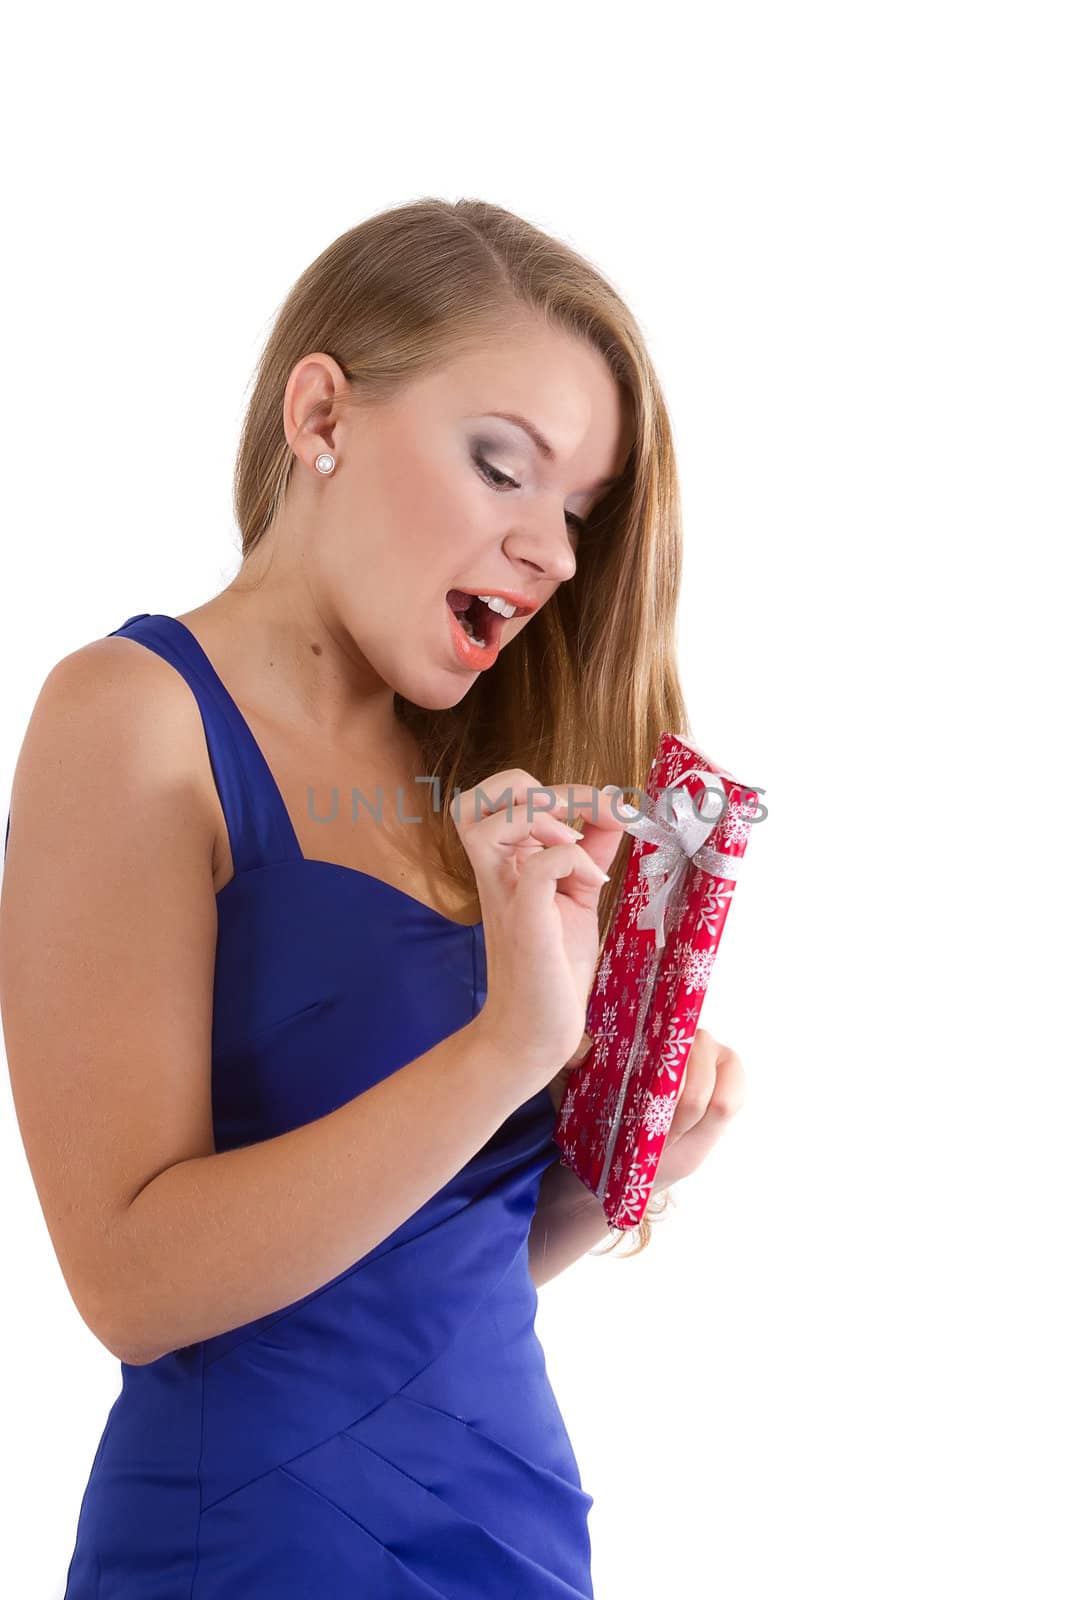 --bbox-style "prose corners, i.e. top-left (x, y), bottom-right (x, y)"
top-left (472, 452), bottom-right (587, 535)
